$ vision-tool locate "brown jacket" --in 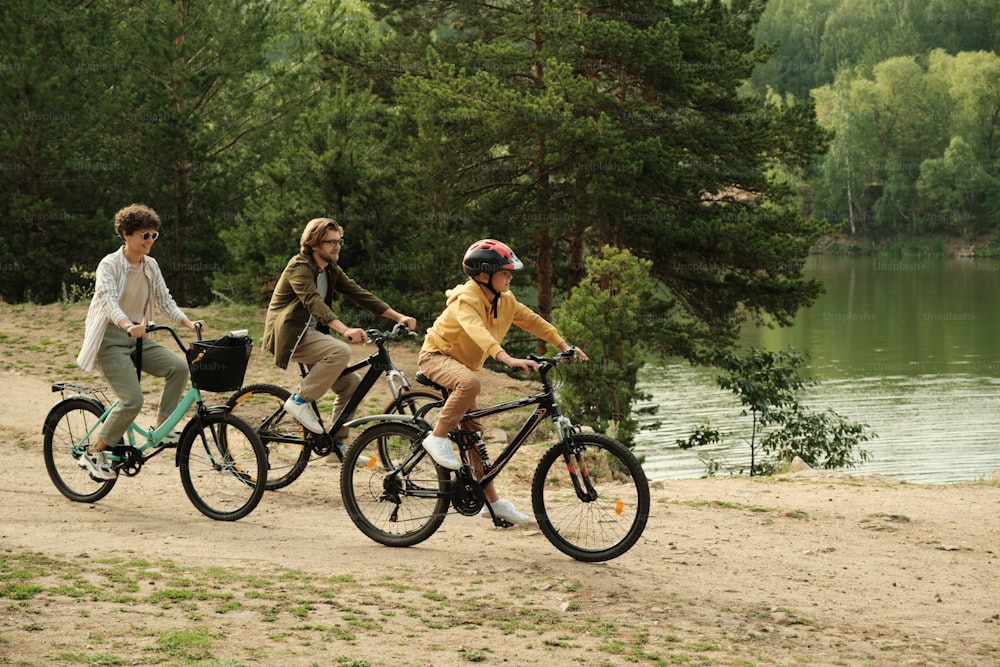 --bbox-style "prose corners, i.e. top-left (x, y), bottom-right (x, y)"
top-left (263, 252), bottom-right (389, 369)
